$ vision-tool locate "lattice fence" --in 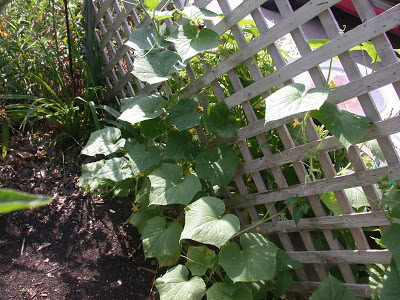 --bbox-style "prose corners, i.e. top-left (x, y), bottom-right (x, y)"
top-left (91, 0), bottom-right (400, 298)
